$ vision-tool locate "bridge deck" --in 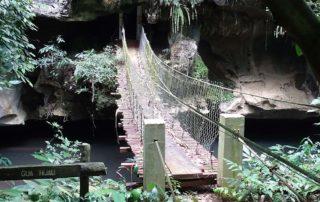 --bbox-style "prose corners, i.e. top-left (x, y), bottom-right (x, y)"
top-left (116, 42), bottom-right (217, 185)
